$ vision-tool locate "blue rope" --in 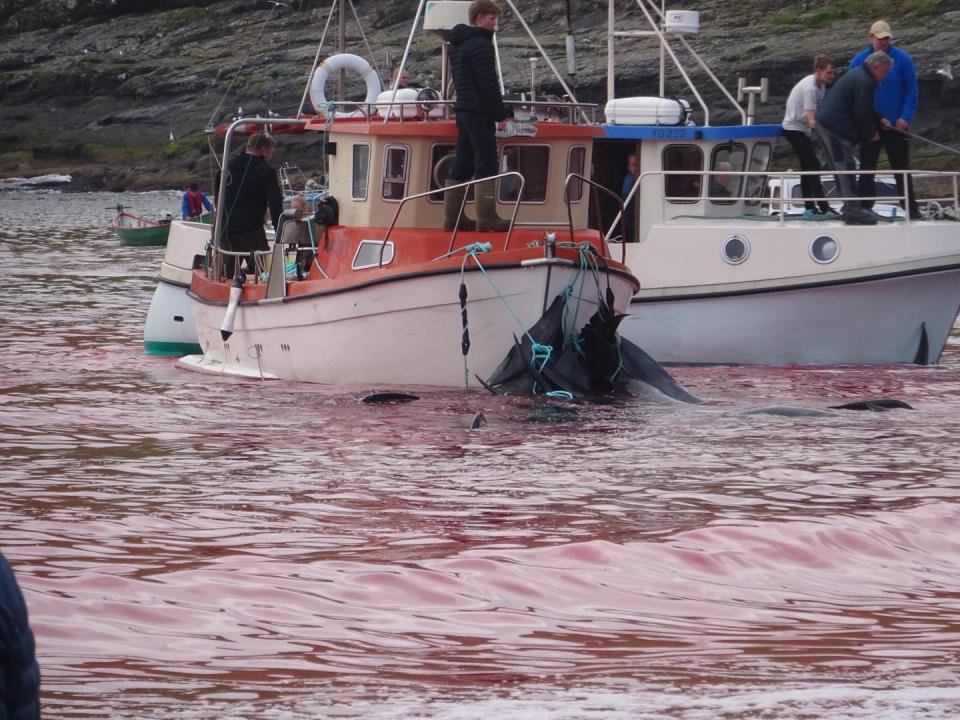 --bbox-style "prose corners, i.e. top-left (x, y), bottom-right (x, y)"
top-left (437, 241), bottom-right (493, 260)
